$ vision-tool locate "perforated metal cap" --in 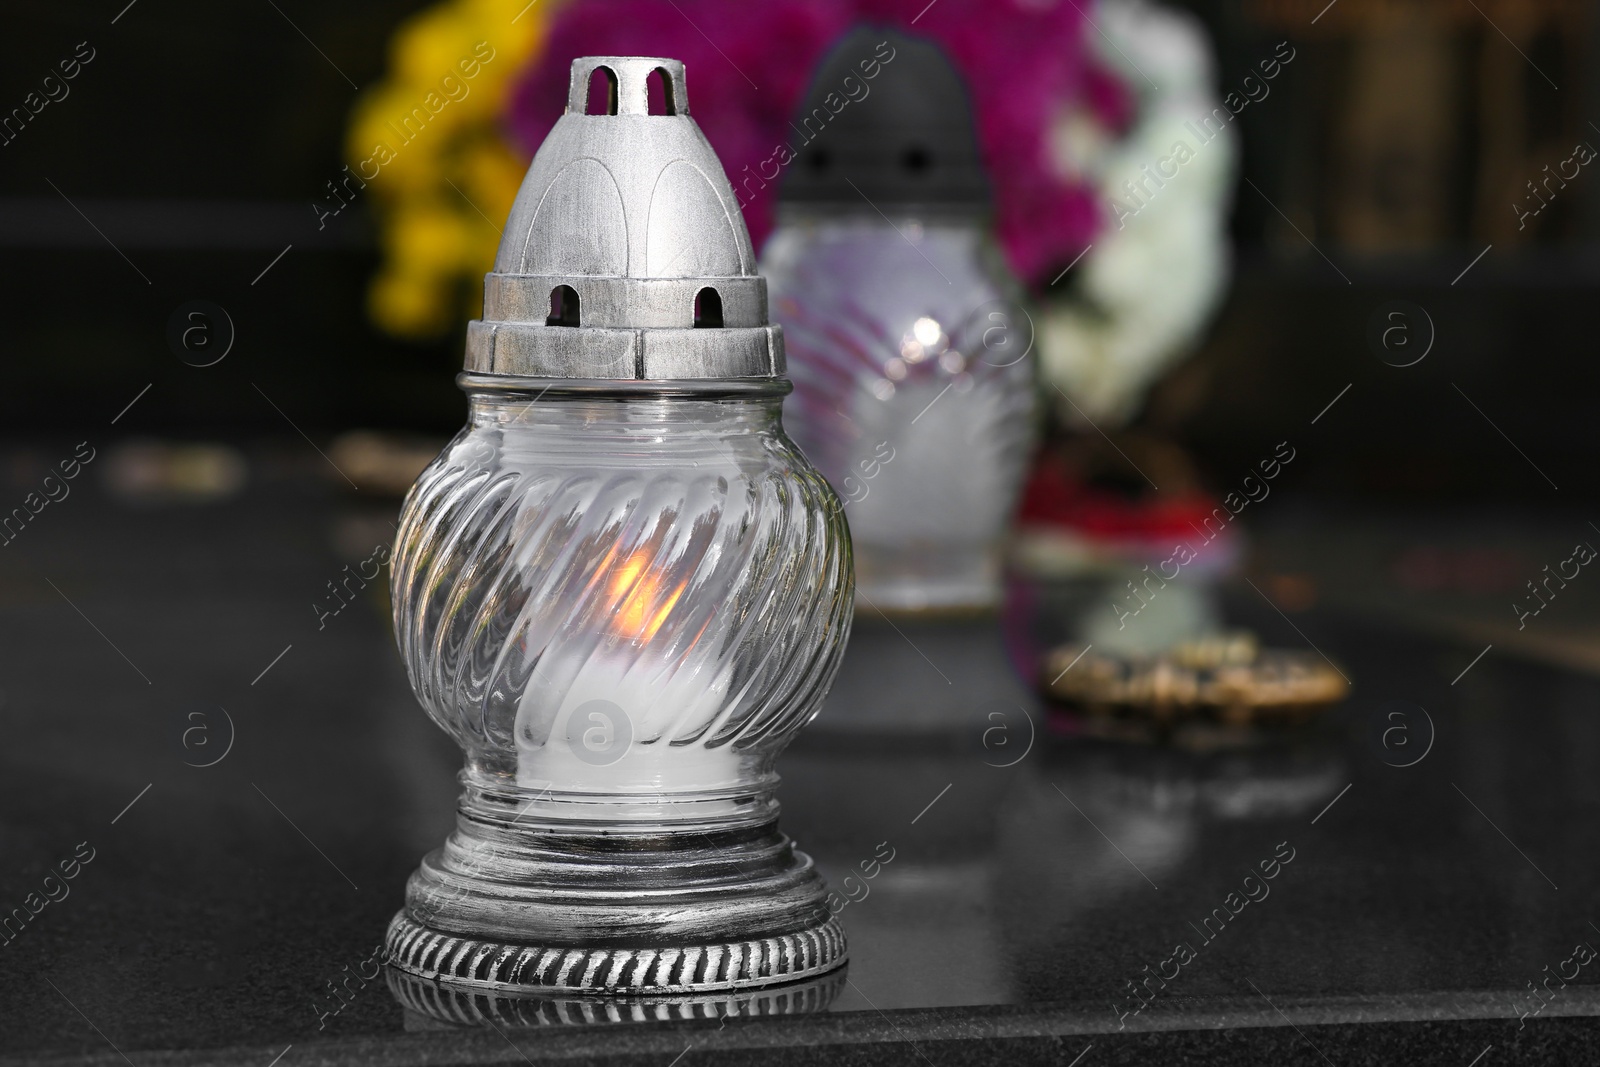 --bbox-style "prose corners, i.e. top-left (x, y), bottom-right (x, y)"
top-left (780, 30), bottom-right (988, 210)
top-left (465, 56), bottom-right (785, 380)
